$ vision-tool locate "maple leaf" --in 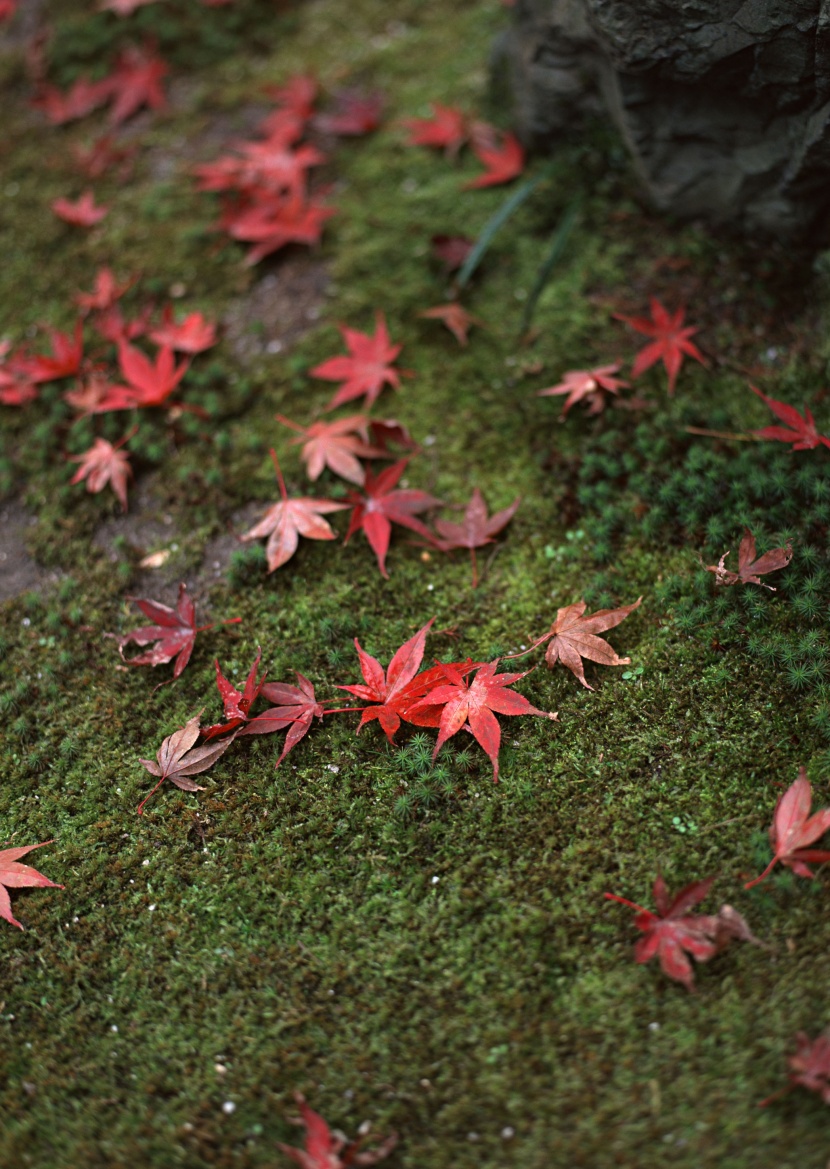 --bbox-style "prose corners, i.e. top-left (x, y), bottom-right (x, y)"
top-left (276, 413), bottom-right (386, 485)
top-left (750, 384), bottom-right (830, 450)
top-left (0, 841), bottom-right (63, 930)
top-left (69, 435), bottom-right (133, 511)
top-left (236, 138), bottom-right (326, 197)
top-left (33, 78), bottom-right (111, 125)
top-left (745, 767), bottom-right (830, 889)
top-left (52, 191), bottom-right (109, 227)
top-left (138, 714), bottom-right (235, 814)
top-left (418, 302), bottom-right (480, 346)
top-left (277, 1092), bottom-right (398, 1169)
top-left (203, 649), bottom-right (267, 739)
top-left (344, 459), bottom-right (441, 578)
top-left (224, 193), bottom-right (335, 266)
top-left (367, 418), bottom-right (418, 454)
top-left (314, 90), bottom-right (384, 136)
top-left (71, 135), bottom-right (137, 180)
top-left (74, 267), bottom-right (132, 313)
top-left (64, 373), bottom-right (136, 415)
top-left (760, 1029), bottom-right (830, 1108)
top-left (0, 369), bottom-right (37, 407)
top-left (516, 597), bottom-right (642, 690)
top-left (107, 46), bottom-right (168, 124)
top-left (22, 323), bottom-right (84, 383)
top-left (0, 1), bottom-right (16, 20)
top-left (117, 582), bottom-right (241, 683)
top-left (149, 307), bottom-right (217, 354)
top-left (614, 298), bottom-right (706, 395)
top-left (537, 364), bottom-right (630, 417)
top-left (403, 103), bottom-right (468, 158)
top-left (431, 233), bottom-right (473, 272)
top-left (703, 529), bottom-right (793, 590)
top-left (464, 130), bottom-right (524, 188)
top-left (238, 673), bottom-right (327, 766)
top-left (311, 313), bottom-right (403, 410)
top-left (263, 74), bottom-right (318, 122)
top-left (116, 341), bottom-right (189, 407)
top-left (241, 449), bottom-right (348, 572)
top-left (433, 488), bottom-right (520, 587)
top-left (337, 618), bottom-right (435, 741)
top-left (406, 659), bottom-right (556, 782)
top-left (604, 876), bottom-right (759, 992)
top-left (94, 303), bottom-right (153, 345)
